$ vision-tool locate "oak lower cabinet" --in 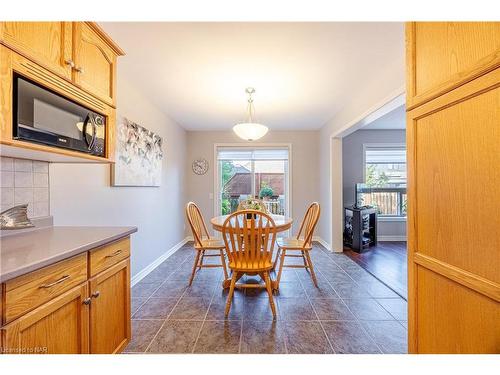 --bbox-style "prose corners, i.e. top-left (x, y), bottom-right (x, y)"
top-left (89, 259), bottom-right (131, 354)
top-left (0, 236), bottom-right (132, 354)
top-left (2, 283), bottom-right (90, 354)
